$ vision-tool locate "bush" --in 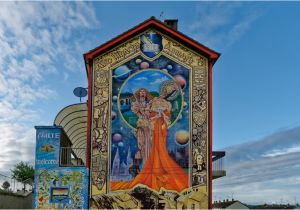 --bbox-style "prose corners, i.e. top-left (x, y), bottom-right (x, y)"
top-left (2, 181), bottom-right (10, 190)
